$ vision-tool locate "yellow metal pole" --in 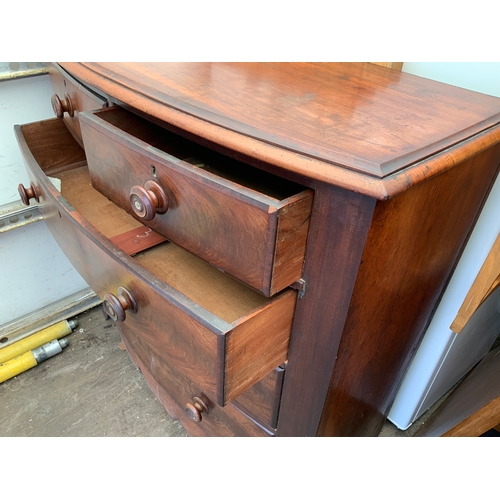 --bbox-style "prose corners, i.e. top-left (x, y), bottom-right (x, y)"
top-left (0, 351), bottom-right (37, 383)
top-left (0, 338), bottom-right (69, 384)
top-left (0, 319), bottom-right (77, 364)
